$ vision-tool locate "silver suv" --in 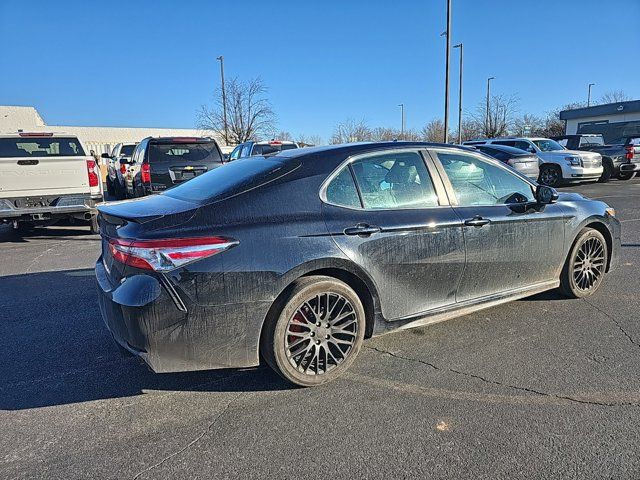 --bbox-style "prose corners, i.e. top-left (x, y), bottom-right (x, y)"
top-left (464, 137), bottom-right (603, 187)
top-left (228, 140), bottom-right (298, 161)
